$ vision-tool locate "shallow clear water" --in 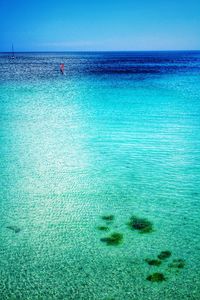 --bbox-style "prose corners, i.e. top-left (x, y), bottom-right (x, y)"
top-left (0, 51), bottom-right (200, 299)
